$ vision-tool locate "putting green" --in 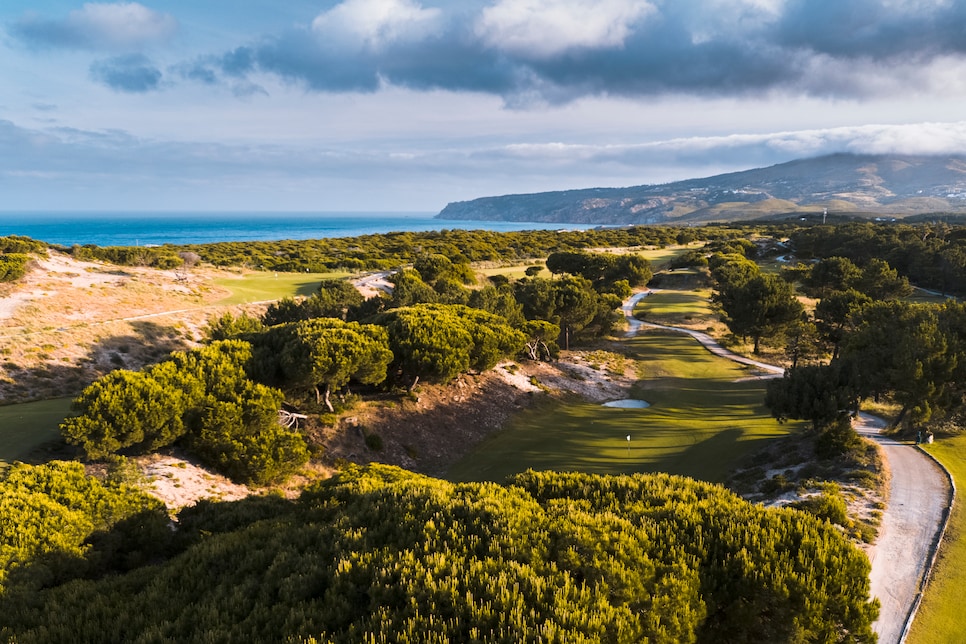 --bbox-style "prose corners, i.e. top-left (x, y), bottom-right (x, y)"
top-left (448, 331), bottom-right (799, 483)
top-left (214, 271), bottom-right (350, 305)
